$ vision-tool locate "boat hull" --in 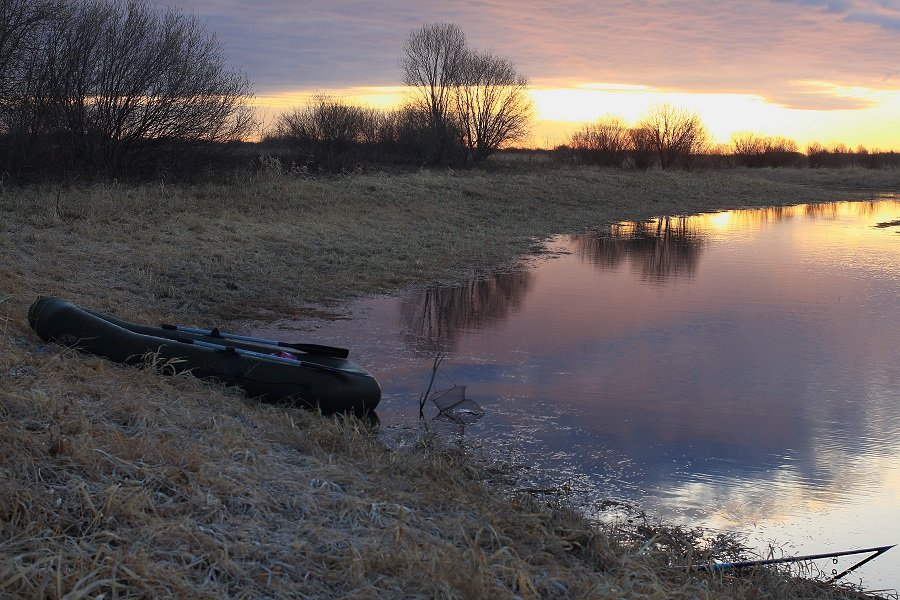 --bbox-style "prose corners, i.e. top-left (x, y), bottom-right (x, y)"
top-left (28, 297), bottom-right (381, 414)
